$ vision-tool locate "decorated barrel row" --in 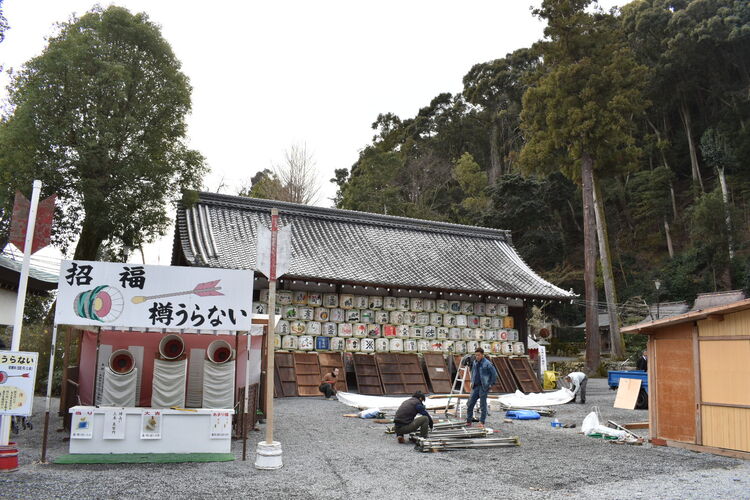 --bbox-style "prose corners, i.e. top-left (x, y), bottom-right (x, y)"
top-left (273, 321), bottom-right (518, 341)
top-left (257, 290), bottom-right (510, 317)
top-left (274, 335), bottom-right (526, 355)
